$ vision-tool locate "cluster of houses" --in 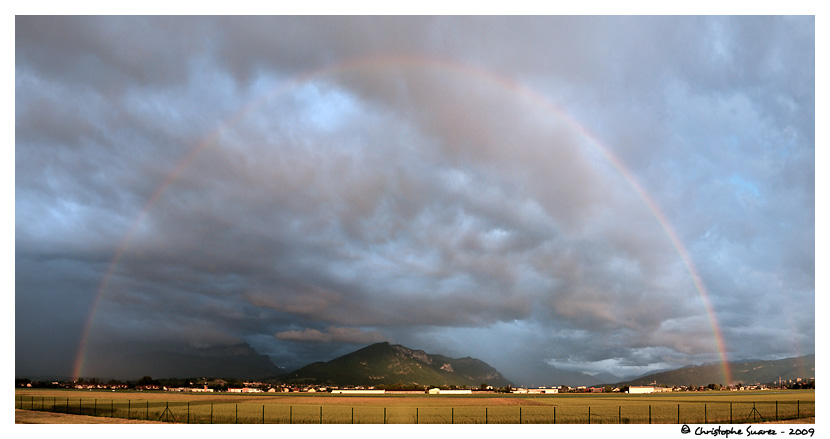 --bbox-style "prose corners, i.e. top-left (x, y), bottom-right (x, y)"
top-left (323, 386), bottom-right (646, 394)
top-left (162, 385), bottom-right (215, 392)
top-left (19, 378), bottom-right (808, 393)
top-left (14, 381), bottom-right (680, 394)
top-left (323, 386), bottom-right (675, 394)
top-left (103, 383), bottom-right (785, 393)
